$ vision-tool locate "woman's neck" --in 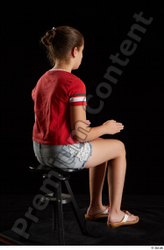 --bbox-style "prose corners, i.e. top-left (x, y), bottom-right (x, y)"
top-left (52, 61), bottom-right (72, 73)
